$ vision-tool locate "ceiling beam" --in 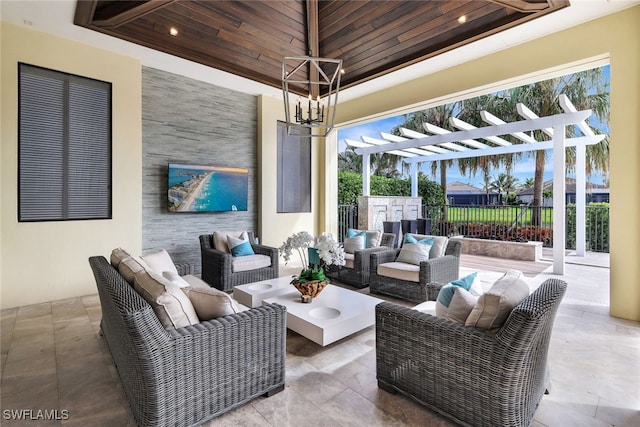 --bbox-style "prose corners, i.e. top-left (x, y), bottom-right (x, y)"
top-left (91, 0), bottom-right (176, 29)
top-left (306, 0), bottom-right (320, 99)
top-left (487, 0), bottom-right (550, 13)
top-left (306, 0), bottom-right (319, 57)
